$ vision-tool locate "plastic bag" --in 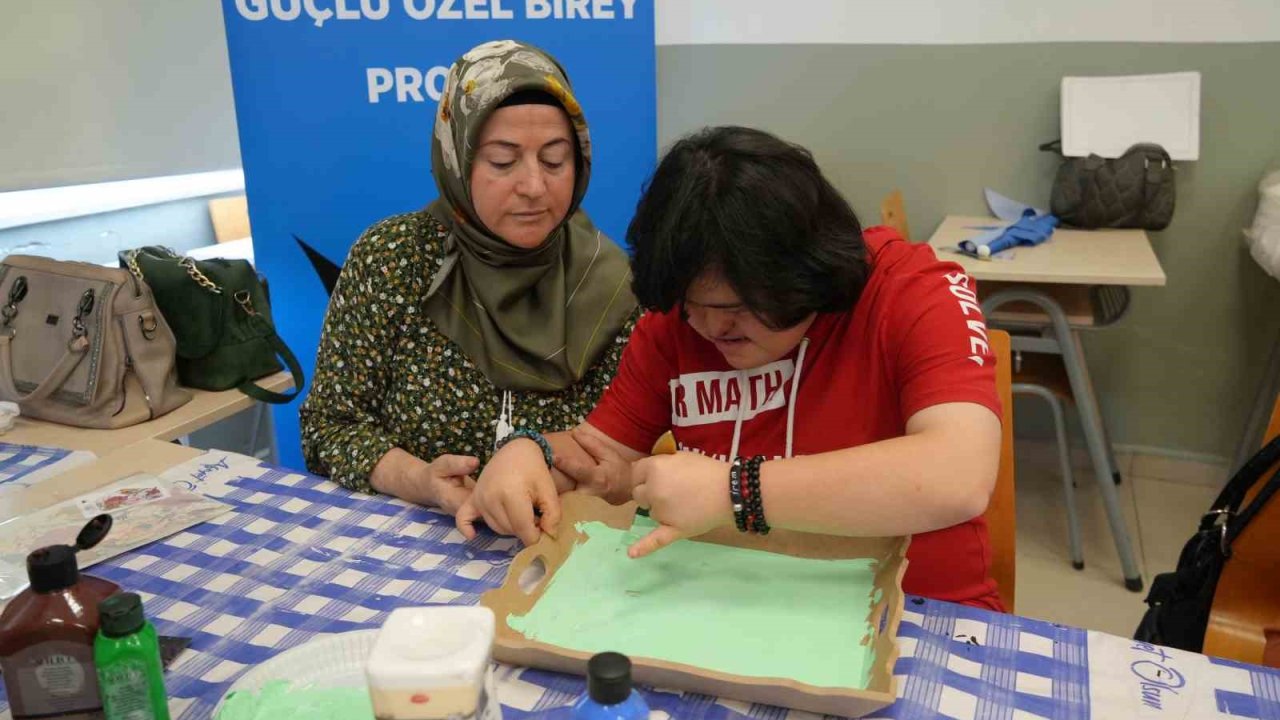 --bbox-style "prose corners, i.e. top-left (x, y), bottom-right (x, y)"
top-left (1245, 168), bottom-right (1280, 281)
